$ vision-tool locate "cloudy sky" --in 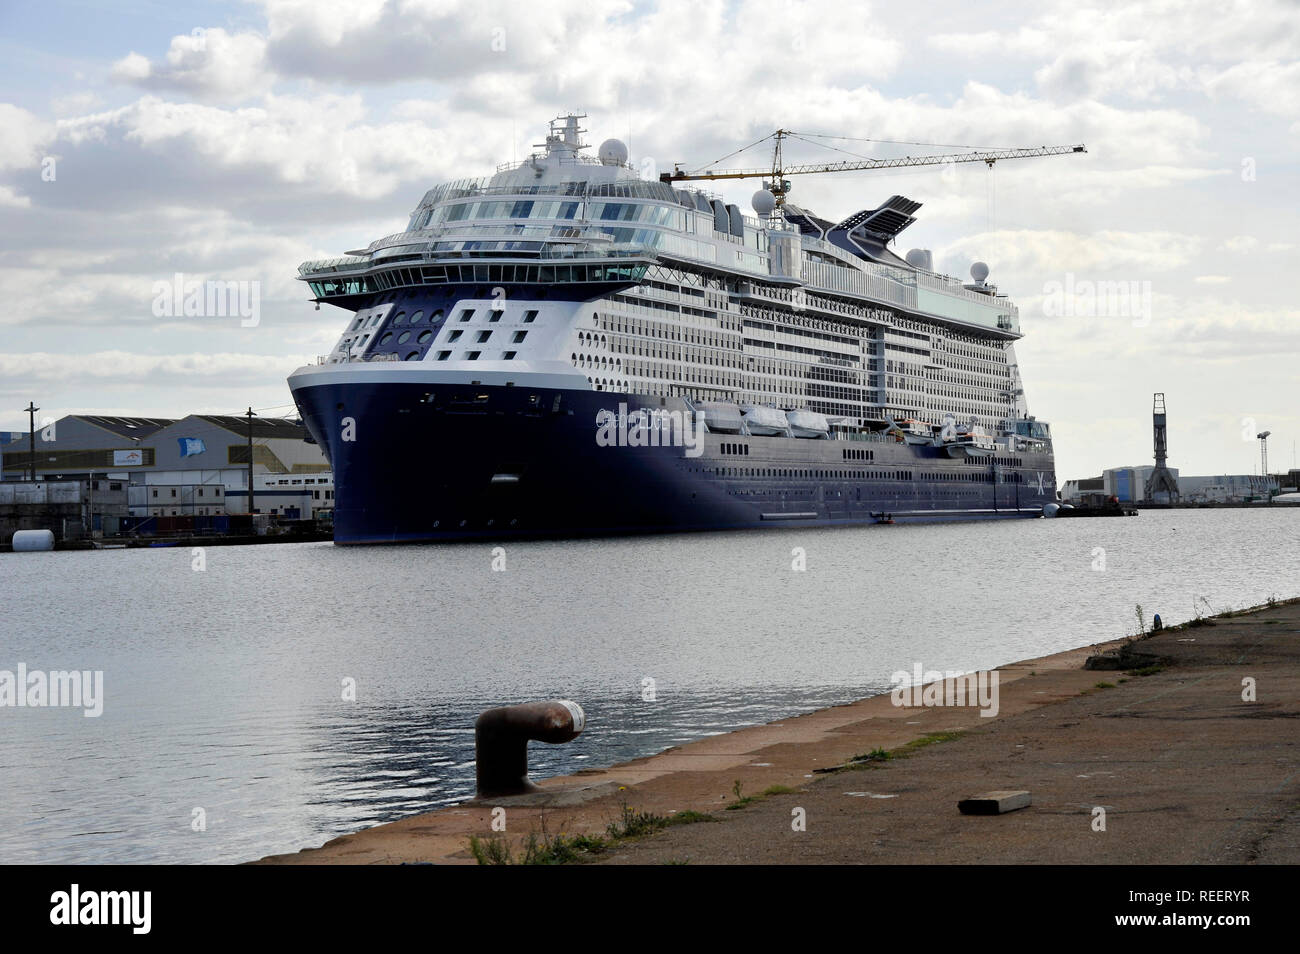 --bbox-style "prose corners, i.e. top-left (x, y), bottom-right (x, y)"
top-left (1, 0), bottom-right (1296, 481)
